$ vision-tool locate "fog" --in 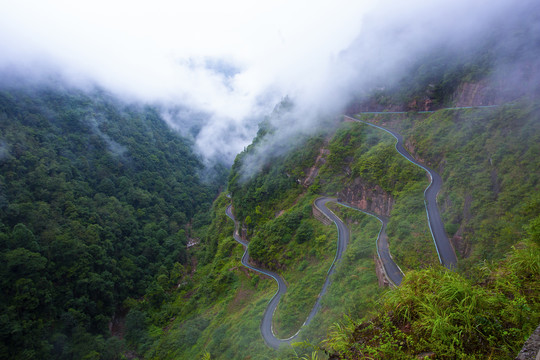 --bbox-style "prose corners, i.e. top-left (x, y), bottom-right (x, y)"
top-left (0, 0), bottom-right (537, 169)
